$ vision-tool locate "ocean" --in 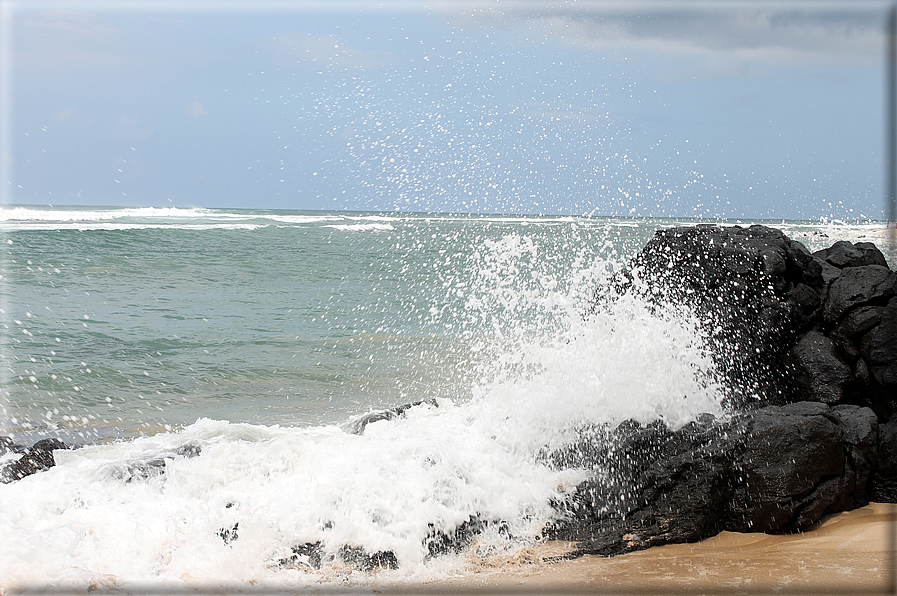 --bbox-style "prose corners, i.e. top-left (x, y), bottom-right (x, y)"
top-left (0, 205), bottom-right (893, 590)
